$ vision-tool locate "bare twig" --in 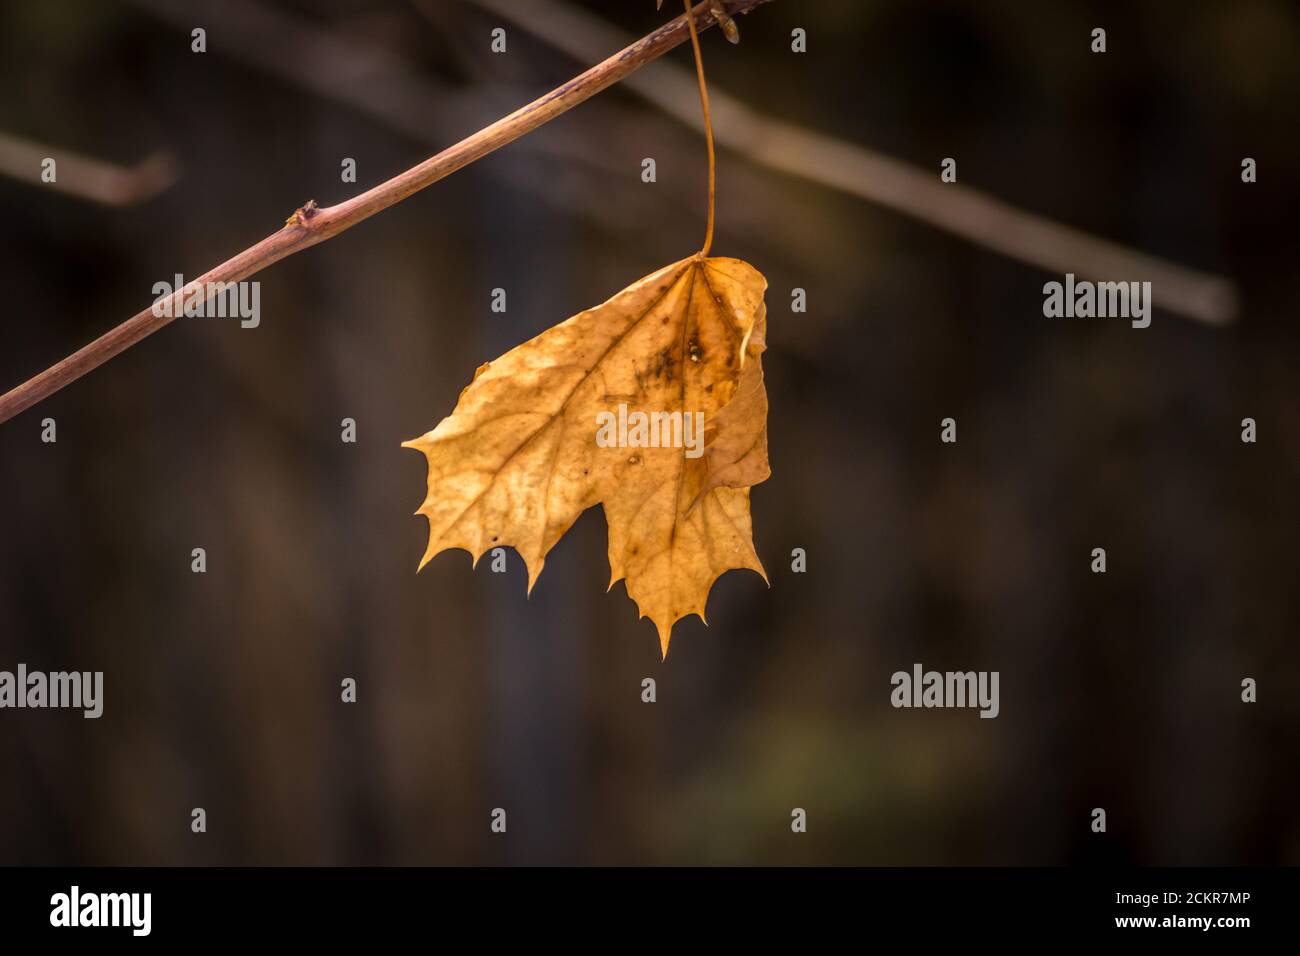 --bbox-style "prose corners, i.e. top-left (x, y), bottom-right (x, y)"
top-left (0, 131), bottom-right (177, 206)
top-left (470, 0), bottom-right (1240, 327)
top-left (0, 0), bottom-right (774, 424)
